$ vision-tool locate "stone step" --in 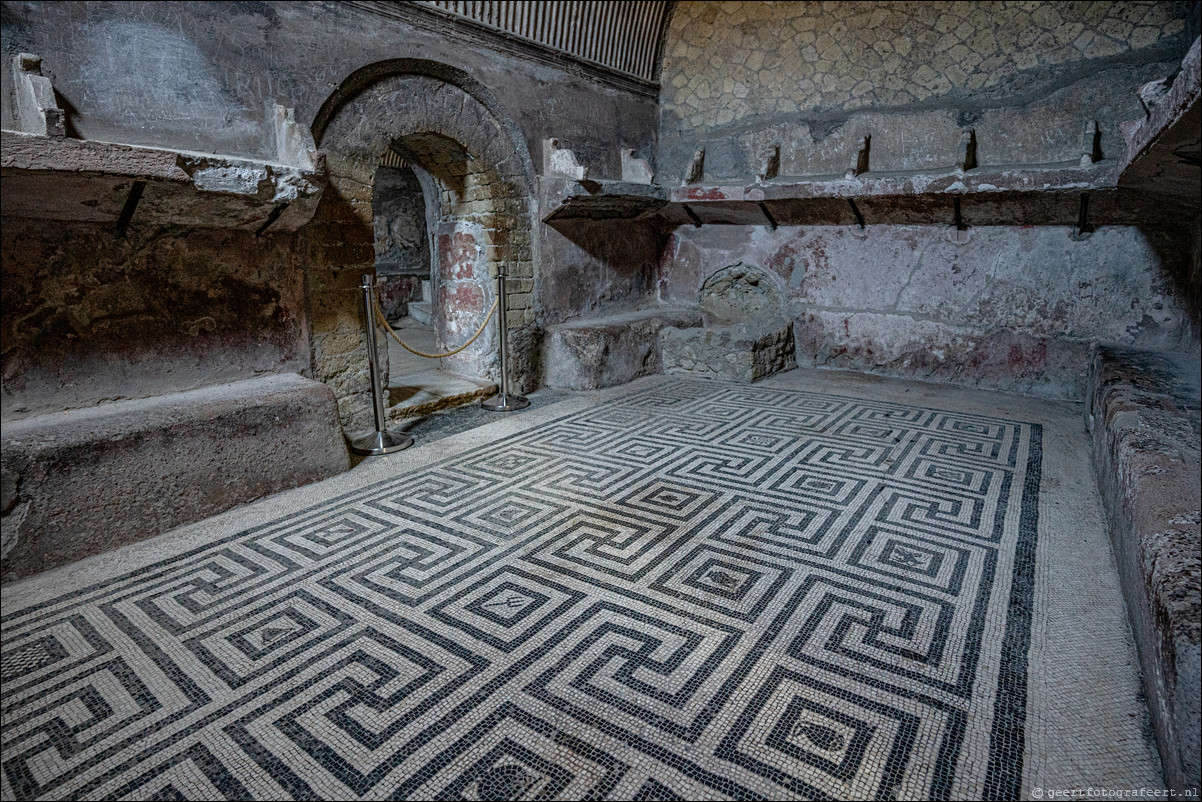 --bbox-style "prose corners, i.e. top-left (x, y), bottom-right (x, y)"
top-left (408, 300), bottom-right (433, 326)
top-left (387, 369), bottom-right (496, 419)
